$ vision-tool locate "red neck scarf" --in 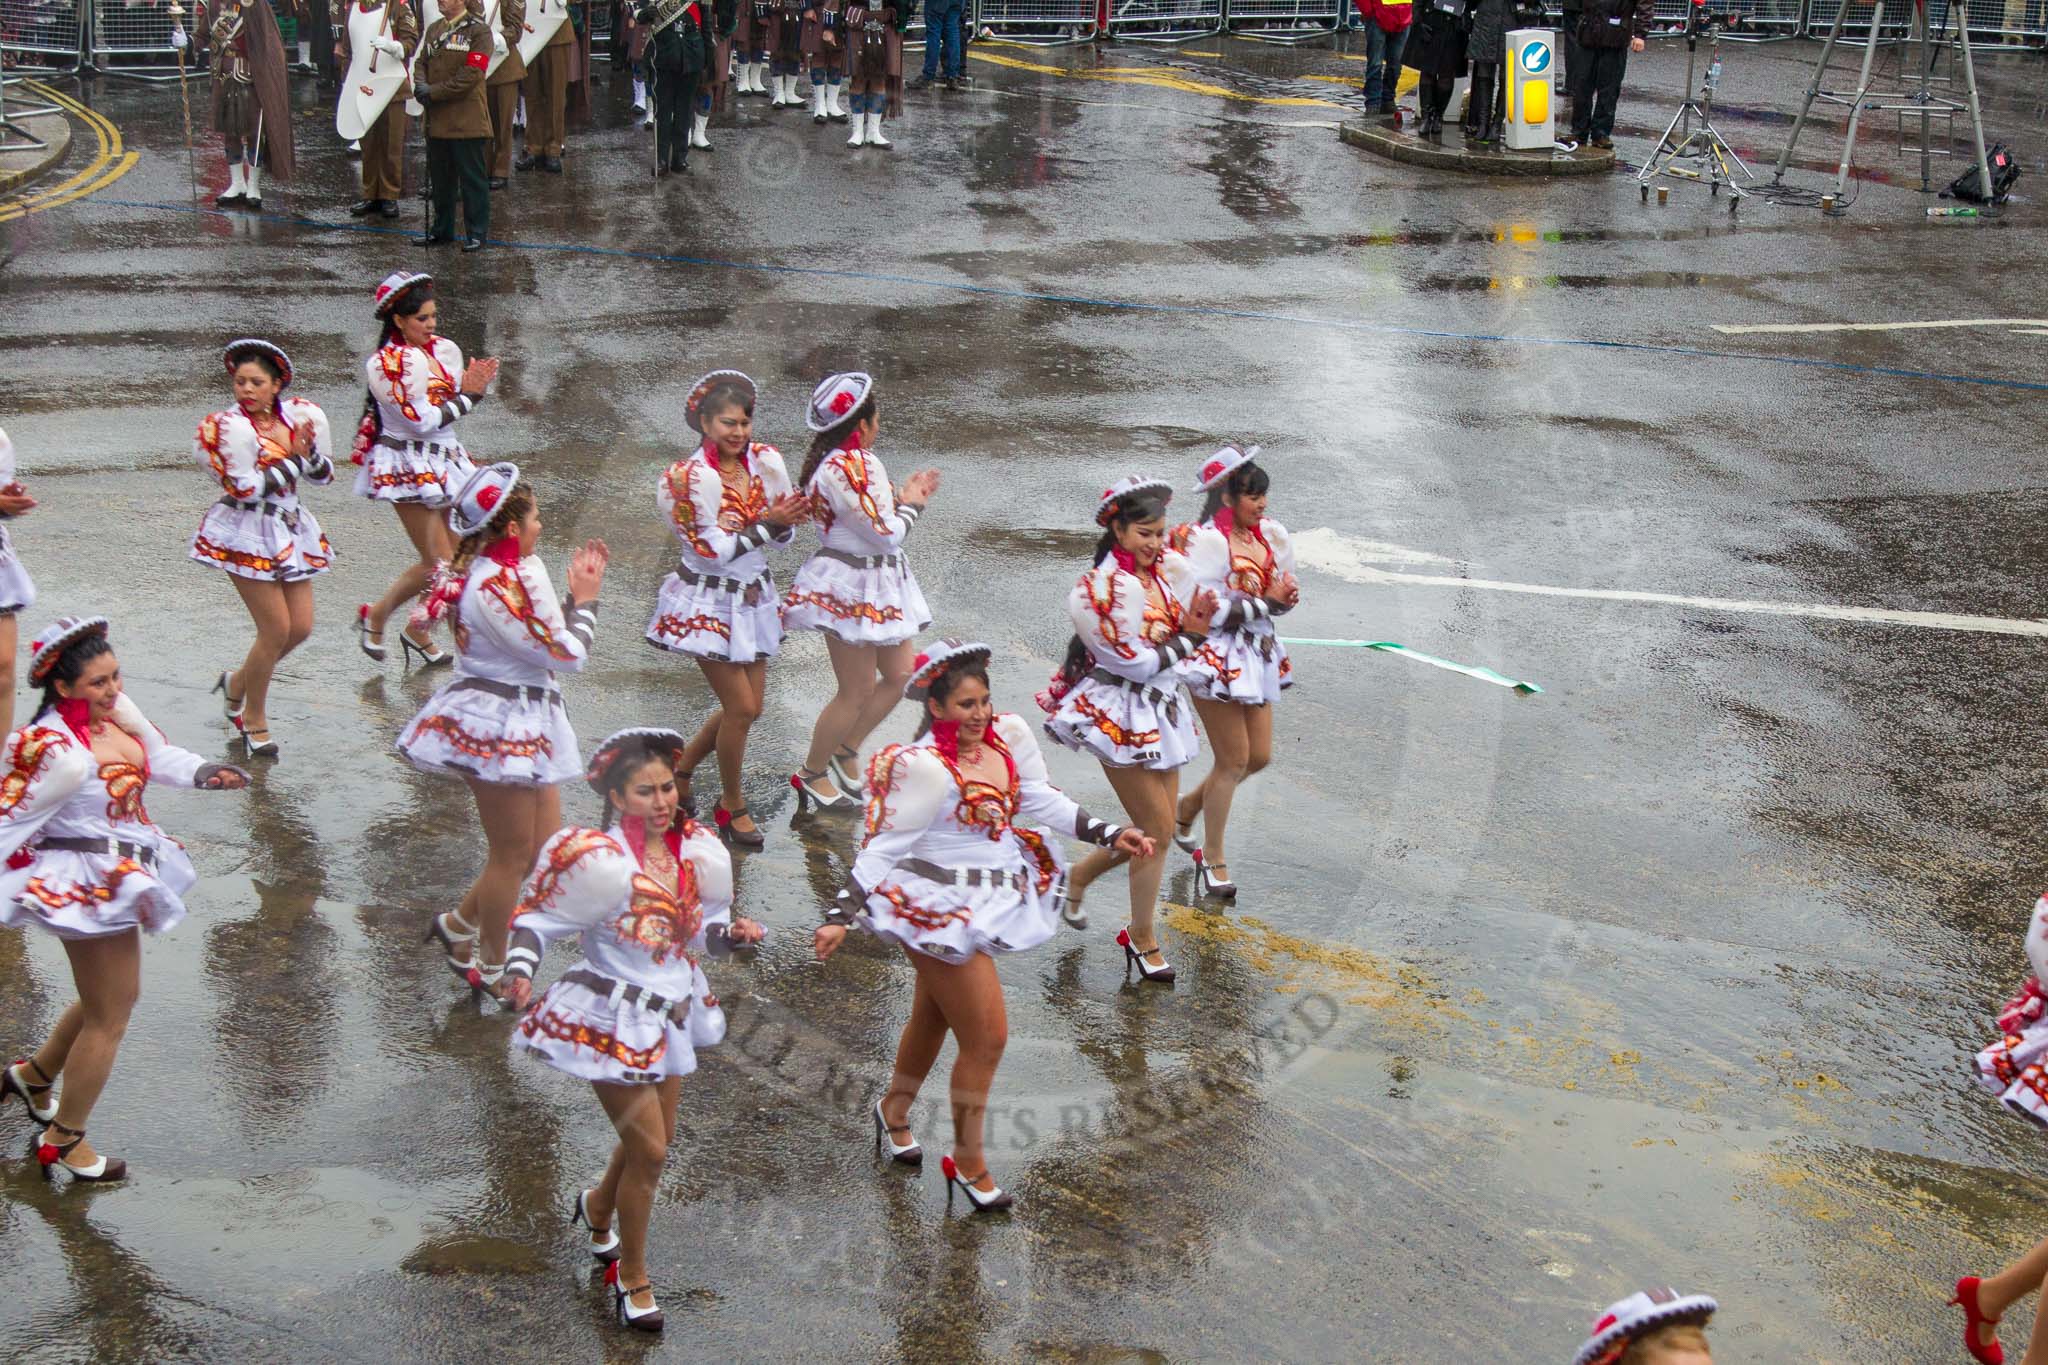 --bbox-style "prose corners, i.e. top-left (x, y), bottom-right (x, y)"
top-left (1213, 505), bottom-right (1236, 538)
top-left (620, 814), bottom-right (684, 870)
top-left (702, 442), bottom-right (750, 475)
top-left (930, 720), bottom-right (962, 762)
top-left (1110, 546), bottom-right (1138, 575)
top-left (53, 697), bottom-right (92, 744)
top-left (483, 536), bottom-right (522, 568)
